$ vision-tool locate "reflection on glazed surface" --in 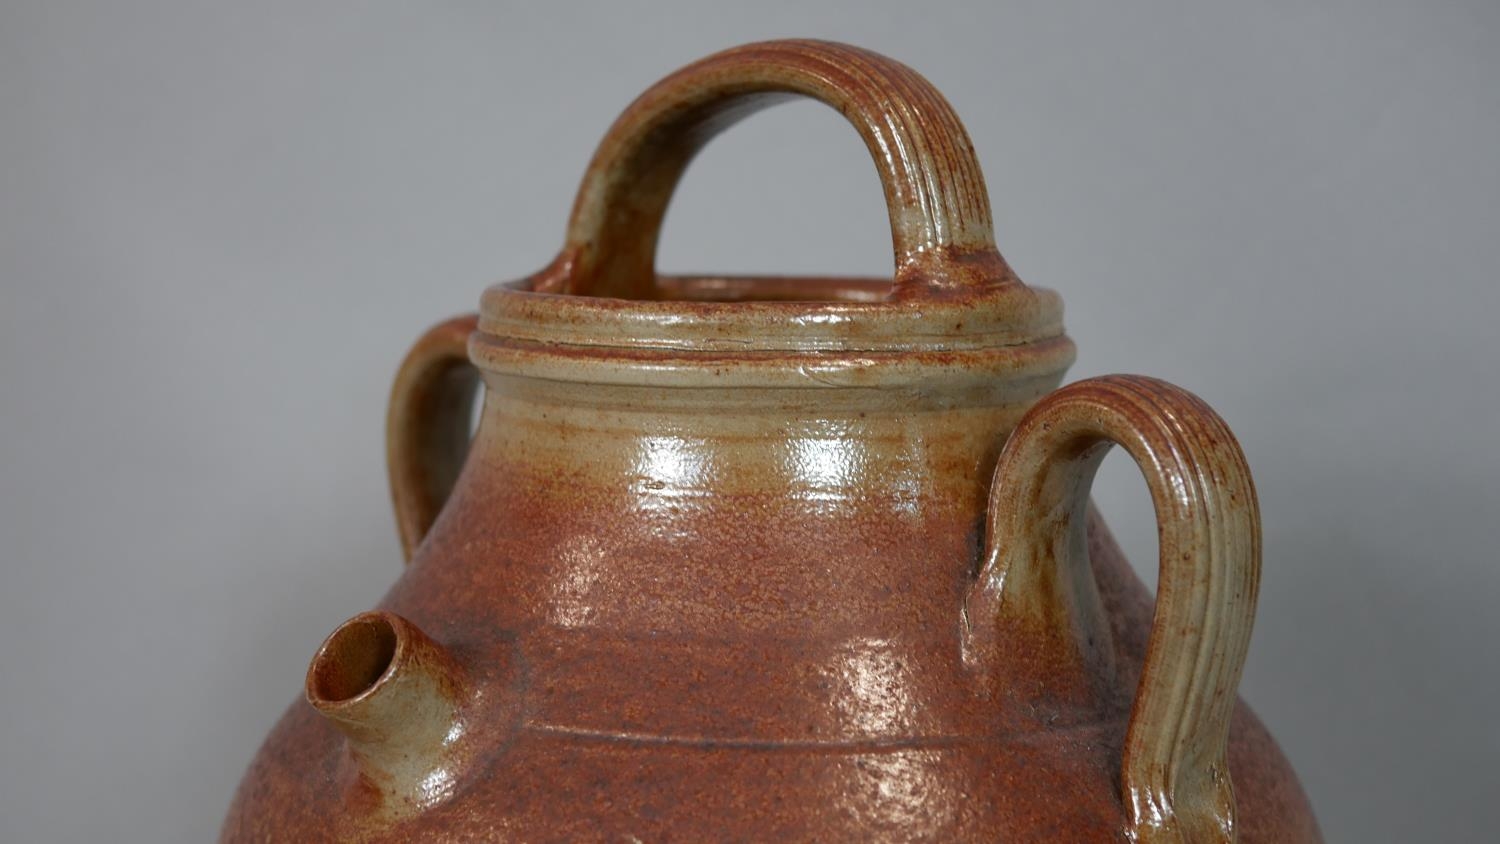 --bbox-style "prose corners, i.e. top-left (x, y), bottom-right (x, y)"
top-left (630, 434), bottom-right (714, 501)
top-left (837, 749), bottom-right (954, 835)
top-left (830, 637), bottom-right (918, 736)
top-left (786, 430), bottom-right (865, 501)
top-left (545, 533), bottom-right (606, 629)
